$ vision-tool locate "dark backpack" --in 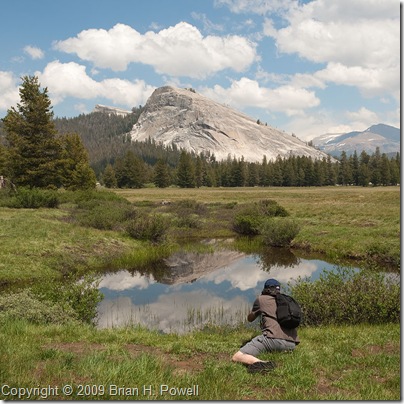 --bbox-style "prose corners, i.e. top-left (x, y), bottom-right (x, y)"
top-left (274, 293), bottom-right (302, 329)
